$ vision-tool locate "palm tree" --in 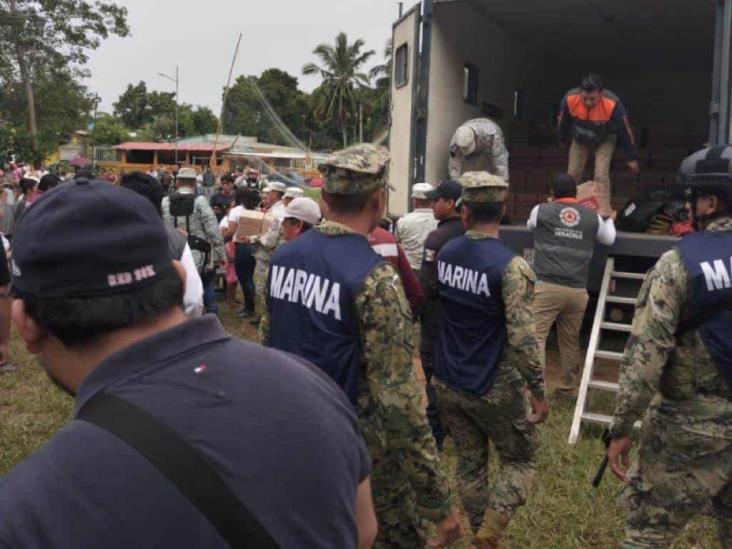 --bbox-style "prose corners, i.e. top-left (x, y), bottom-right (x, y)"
top-left (369, 40), bottom-right (393, 88)
top-left (303, 32), bottom-right (375, 148)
